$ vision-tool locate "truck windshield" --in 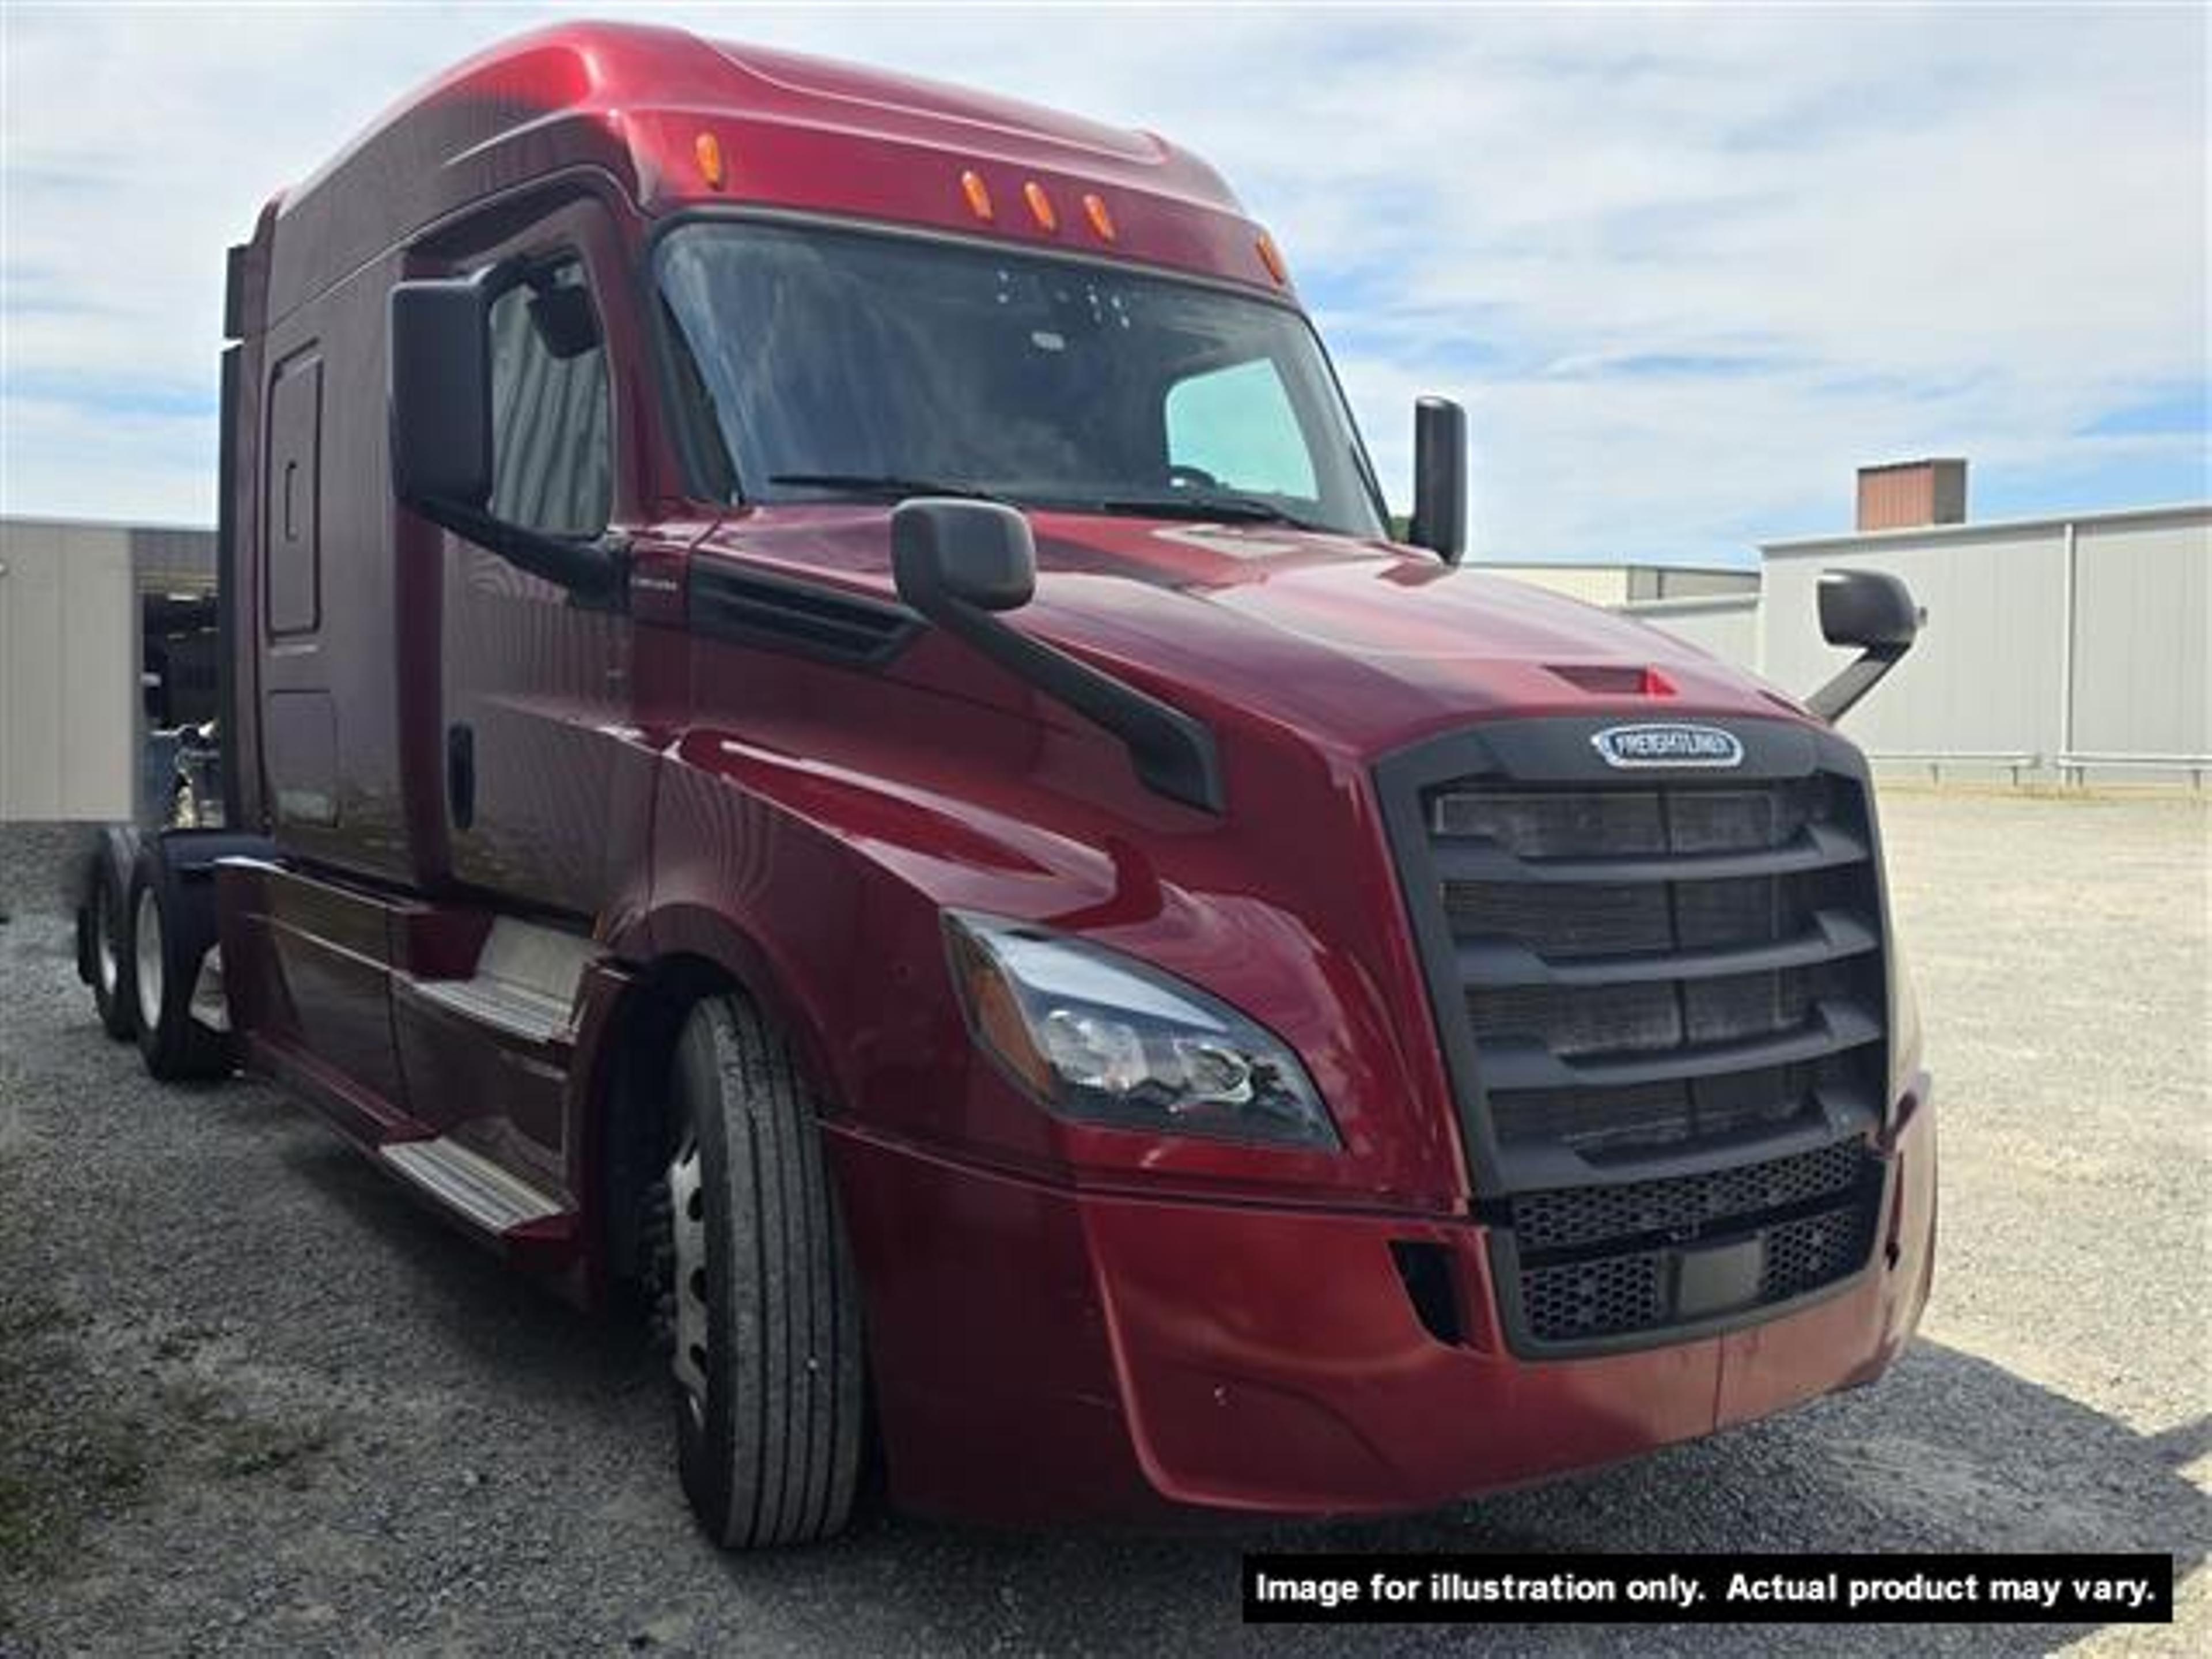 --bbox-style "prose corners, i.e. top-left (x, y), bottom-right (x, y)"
top-left (657, 222), bottom-right (1387, 538)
